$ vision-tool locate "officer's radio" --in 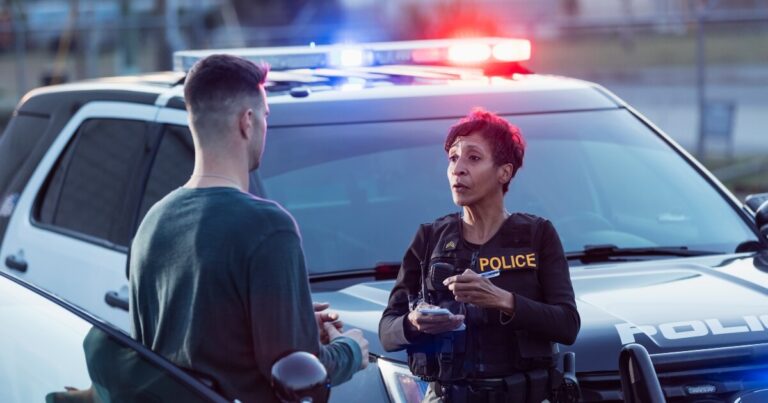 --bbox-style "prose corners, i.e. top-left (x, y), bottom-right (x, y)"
top-left (426, 262), bottom-right (461, 294)
top-left (407, 261), bottom-right (467, 383)
top-left (423, 262), bottom-right (466, 320)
